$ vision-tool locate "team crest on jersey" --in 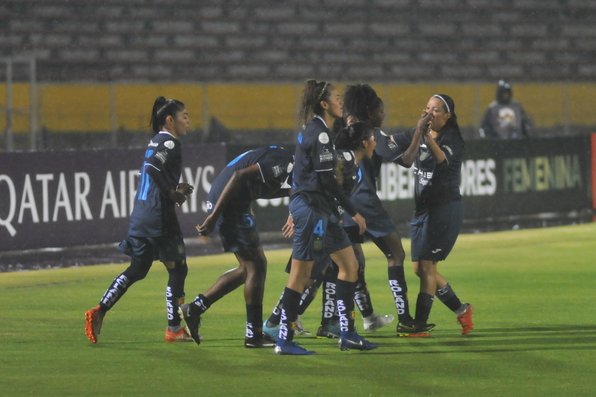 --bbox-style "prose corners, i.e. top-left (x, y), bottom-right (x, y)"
top-left (318, 132), bottom-right (330, 144)
top-left (287, 162), bottom-right (294, 173)
top-left (164, 140), bottom-right (175, 149)
top-left (272, 165), bottom-right (283, 177)
top-left (342, 151), bottom-right (353, 162)
top-left (319, 148), bottom-right (333, 163)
